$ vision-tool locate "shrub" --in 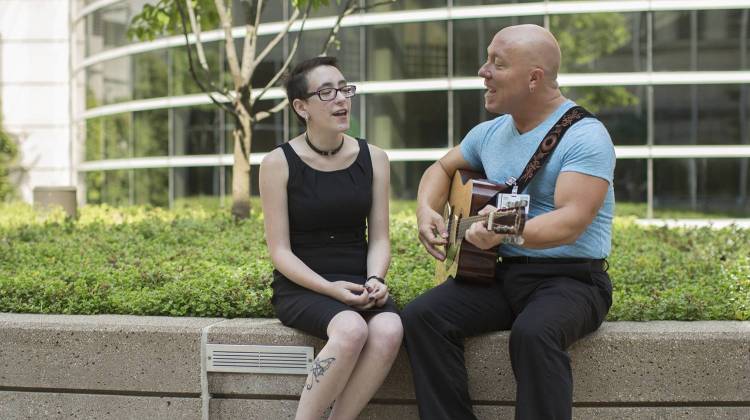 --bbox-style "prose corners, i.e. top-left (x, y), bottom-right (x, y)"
top-left (1, 202), bottom-right (748, 320)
